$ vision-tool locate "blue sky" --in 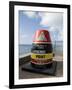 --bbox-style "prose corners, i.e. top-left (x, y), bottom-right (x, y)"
top-left (19, 11), bottom-right (63, 44)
